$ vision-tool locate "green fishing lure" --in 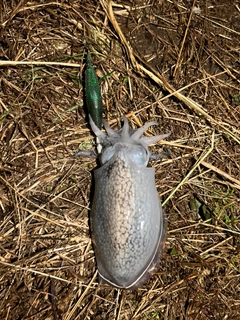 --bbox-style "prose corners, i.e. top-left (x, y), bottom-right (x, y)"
top-left (85, 51), bottom-right (103, 129)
